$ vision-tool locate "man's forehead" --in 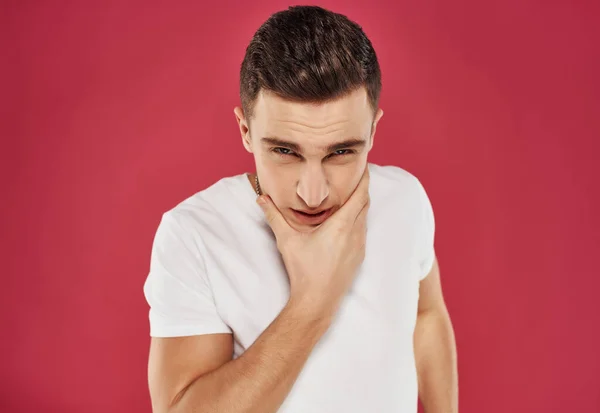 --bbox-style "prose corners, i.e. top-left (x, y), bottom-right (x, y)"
top-left (253, 88), bottom-right (371, 125)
